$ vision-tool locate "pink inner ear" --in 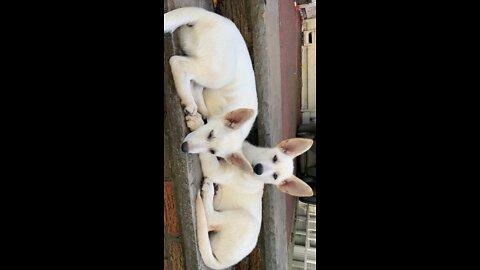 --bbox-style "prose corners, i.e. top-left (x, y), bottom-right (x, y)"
top-left (277, 138), bottom-right (313, 158)
top-left (227, 153), bottom-right (253, 175)
top-left (227, 113), bottom-right (242, 124)
top-left (278, 178), bottom-right (313, 197)
top-left (225, 115), bottom-right (236, 128)
top-left (225, 109), bottom-right (254, 128)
